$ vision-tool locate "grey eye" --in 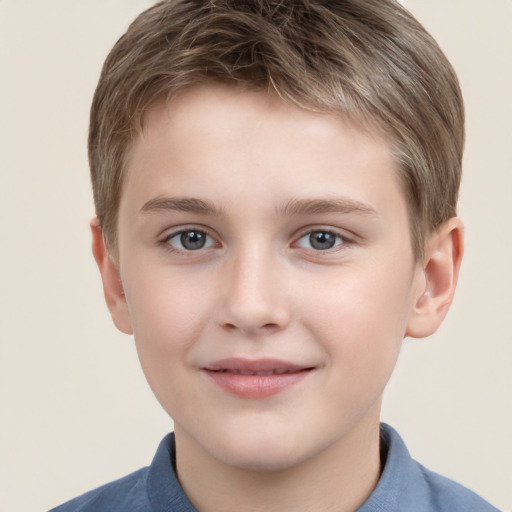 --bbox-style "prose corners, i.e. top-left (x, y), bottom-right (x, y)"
top-left (168, 230), bottom-right (214, 251)
top-left (296, 230), bottom-right (343, 251)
